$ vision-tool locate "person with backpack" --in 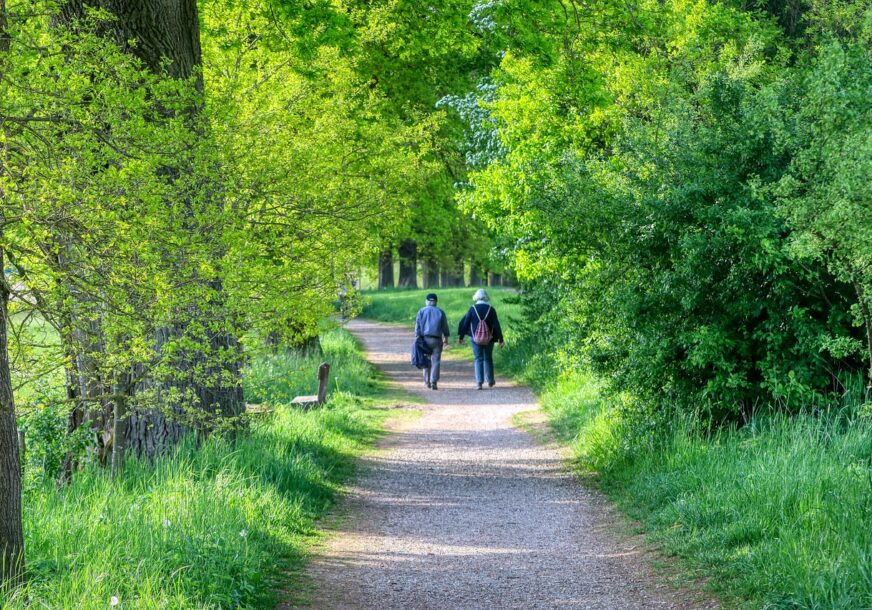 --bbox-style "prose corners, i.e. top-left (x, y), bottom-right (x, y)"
top-left (415, 293), bottom-right (451, 390)
top-left (457, 289), bottom-right (504, 389)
